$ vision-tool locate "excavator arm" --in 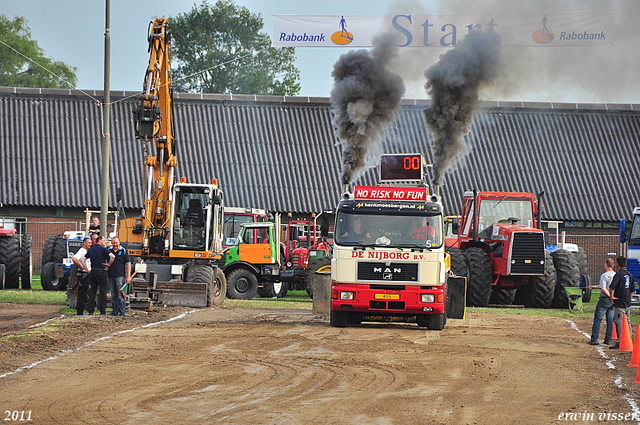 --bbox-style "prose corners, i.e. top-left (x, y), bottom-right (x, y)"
top-left (132, 17), bottom-right (177, 255)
